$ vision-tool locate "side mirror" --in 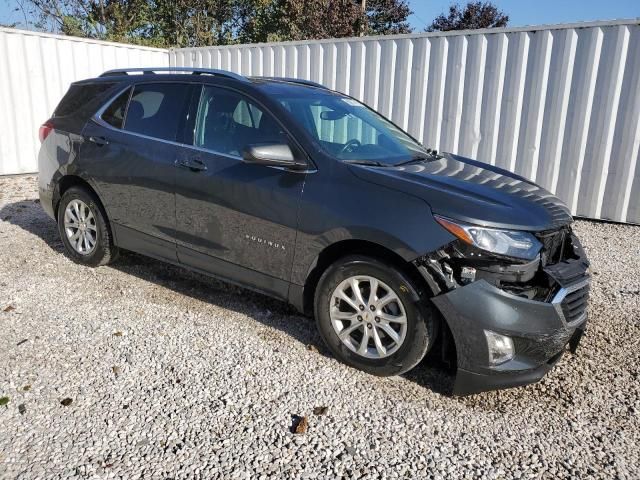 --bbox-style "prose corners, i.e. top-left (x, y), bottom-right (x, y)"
top-left (241, 143), bottom-right (308, 171)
